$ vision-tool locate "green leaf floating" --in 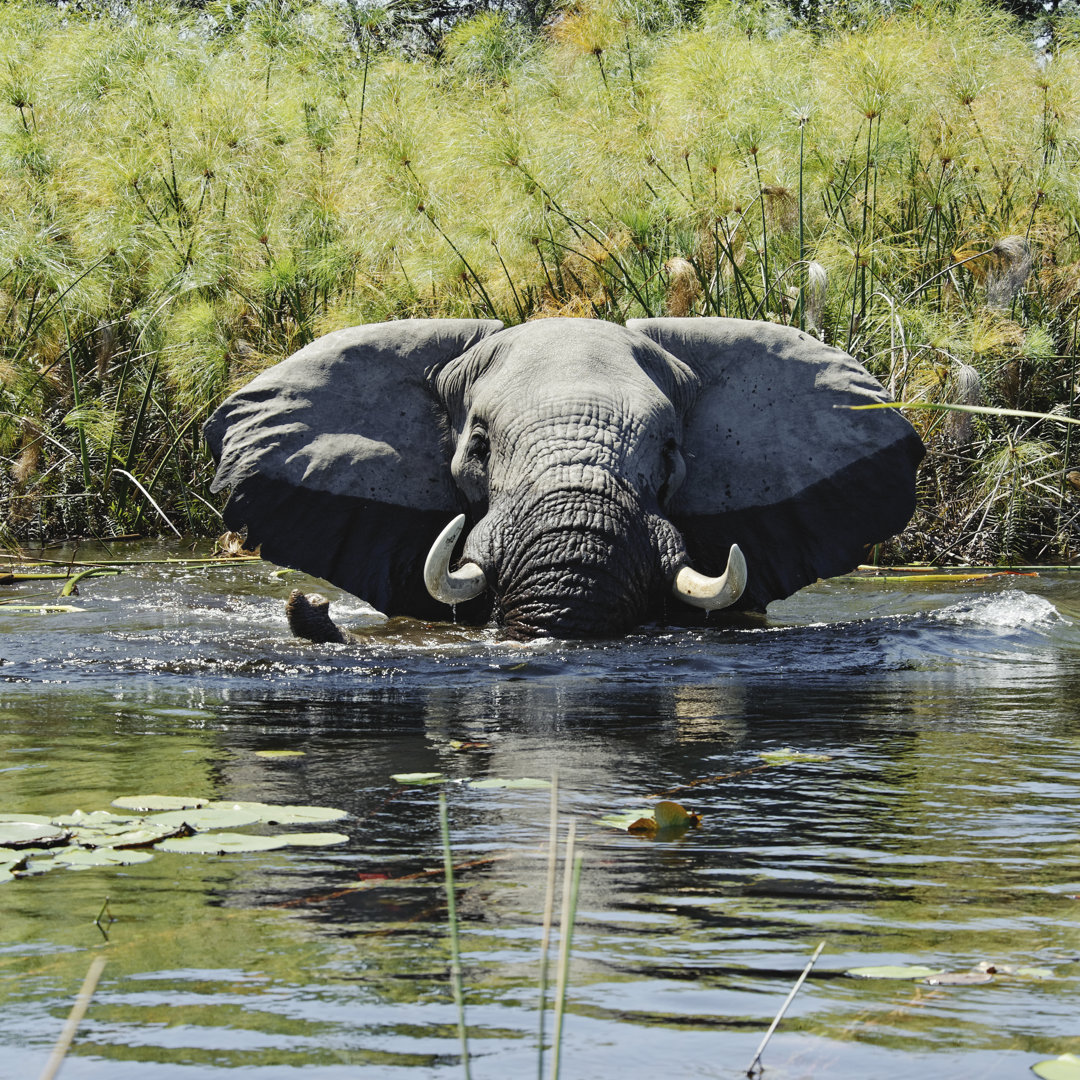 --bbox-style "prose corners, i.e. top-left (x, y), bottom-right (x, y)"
top-left (0, 822), bottom-right (71, 848)
top-left (391, 772), bottom-right (447, 785)
top-left (112, 795), bottom-right (209, 812)
top-left (146, 807), bottom-right (261, 831)
top-left (53, 848), bottom-right (156, 869)
top-left (278, 832), bottom-right (350, 847)
top-left (599, 801), bottom-right (700, 834)
top-left (206, 801), bottom-right (348, 825)
top-left (157, 833), bottom-right (290, 854)
top-left (1033, 1054), bottom-right (1080, 1080)
top-left (846, 965), bottom-right (948, 980)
